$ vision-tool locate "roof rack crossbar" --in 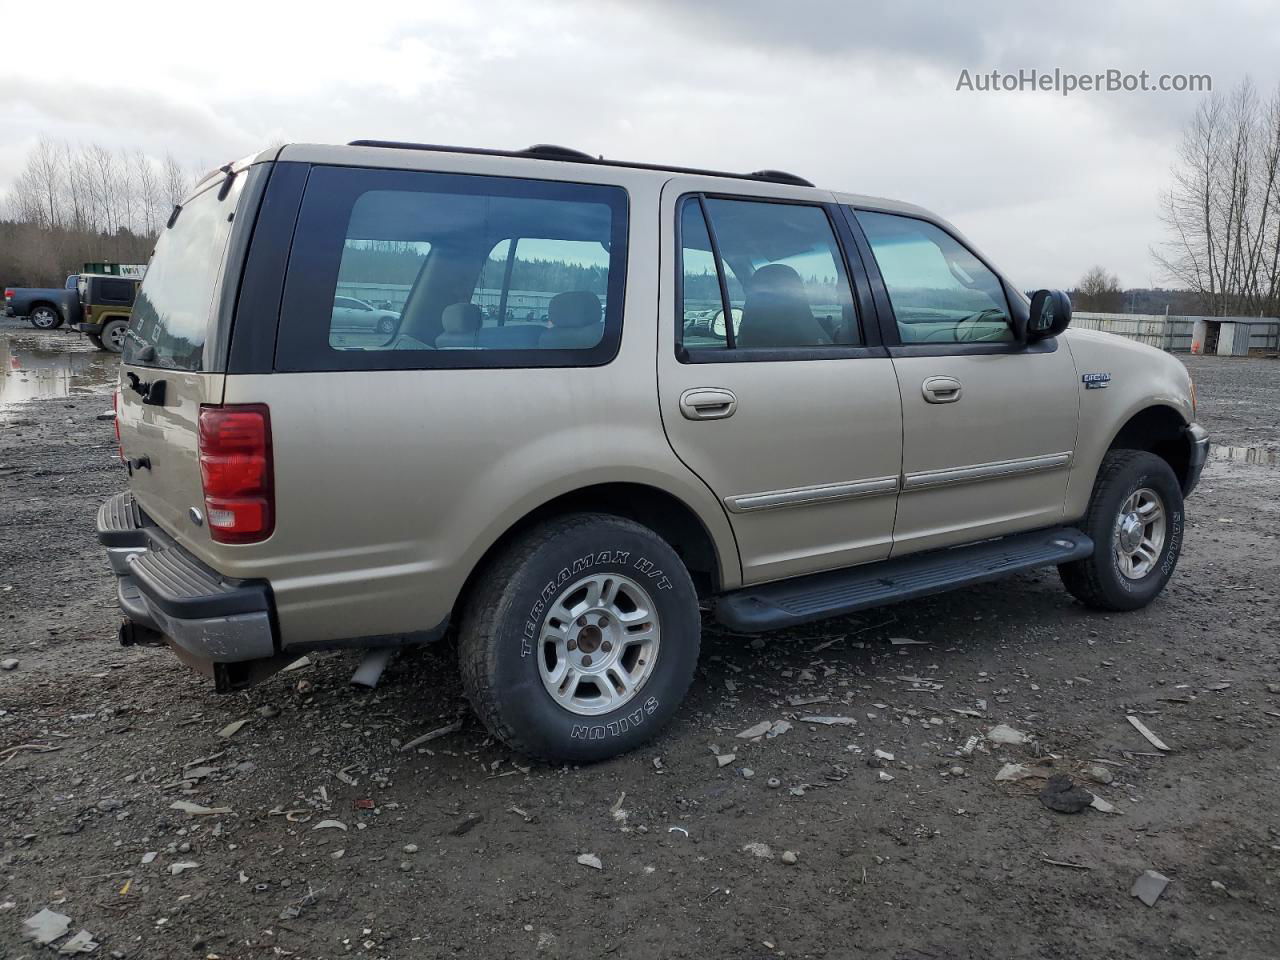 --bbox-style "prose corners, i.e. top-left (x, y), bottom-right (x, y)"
top-left (346, 140), bottom-right (814, 188)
